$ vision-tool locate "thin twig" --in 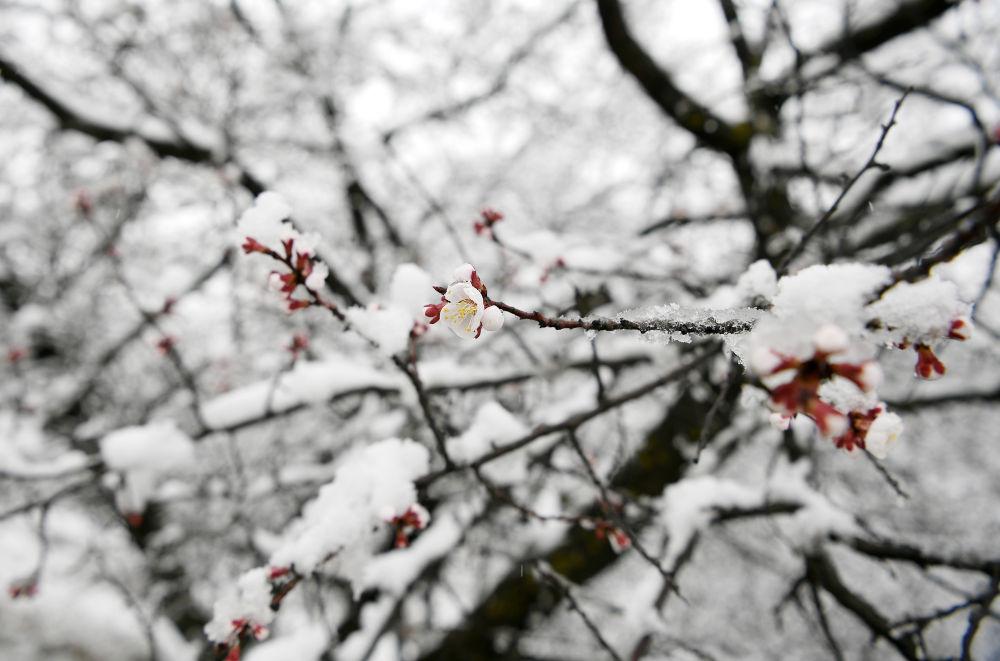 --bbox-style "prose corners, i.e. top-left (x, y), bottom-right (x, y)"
top-left (779, 90), bottom-right (910, 274)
